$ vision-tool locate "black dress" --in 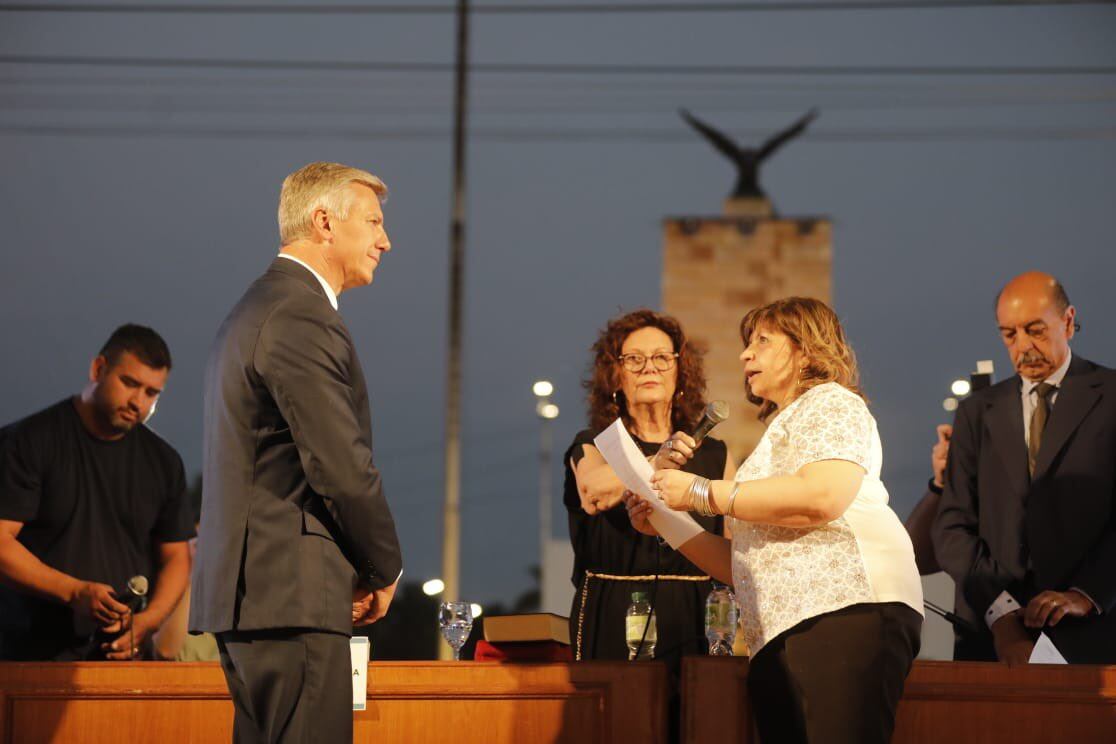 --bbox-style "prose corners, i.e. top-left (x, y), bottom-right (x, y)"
top-left (563, 428), bottom-right (726, 664)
